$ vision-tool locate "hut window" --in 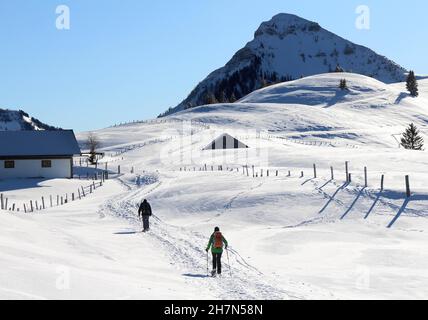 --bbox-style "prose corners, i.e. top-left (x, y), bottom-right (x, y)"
top-left (42, 160), bottom-right (52, 168)
top-left (4, 160), bottom-right (15, 169)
